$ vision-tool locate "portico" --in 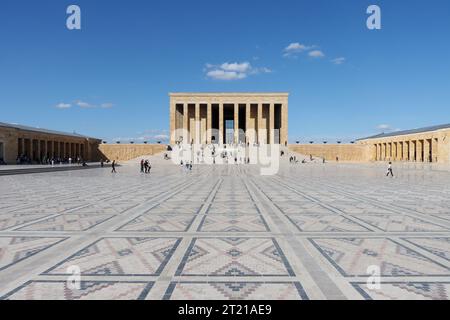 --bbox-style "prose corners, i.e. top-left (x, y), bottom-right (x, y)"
top-left (169, 93), bottom-right (289, 146)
